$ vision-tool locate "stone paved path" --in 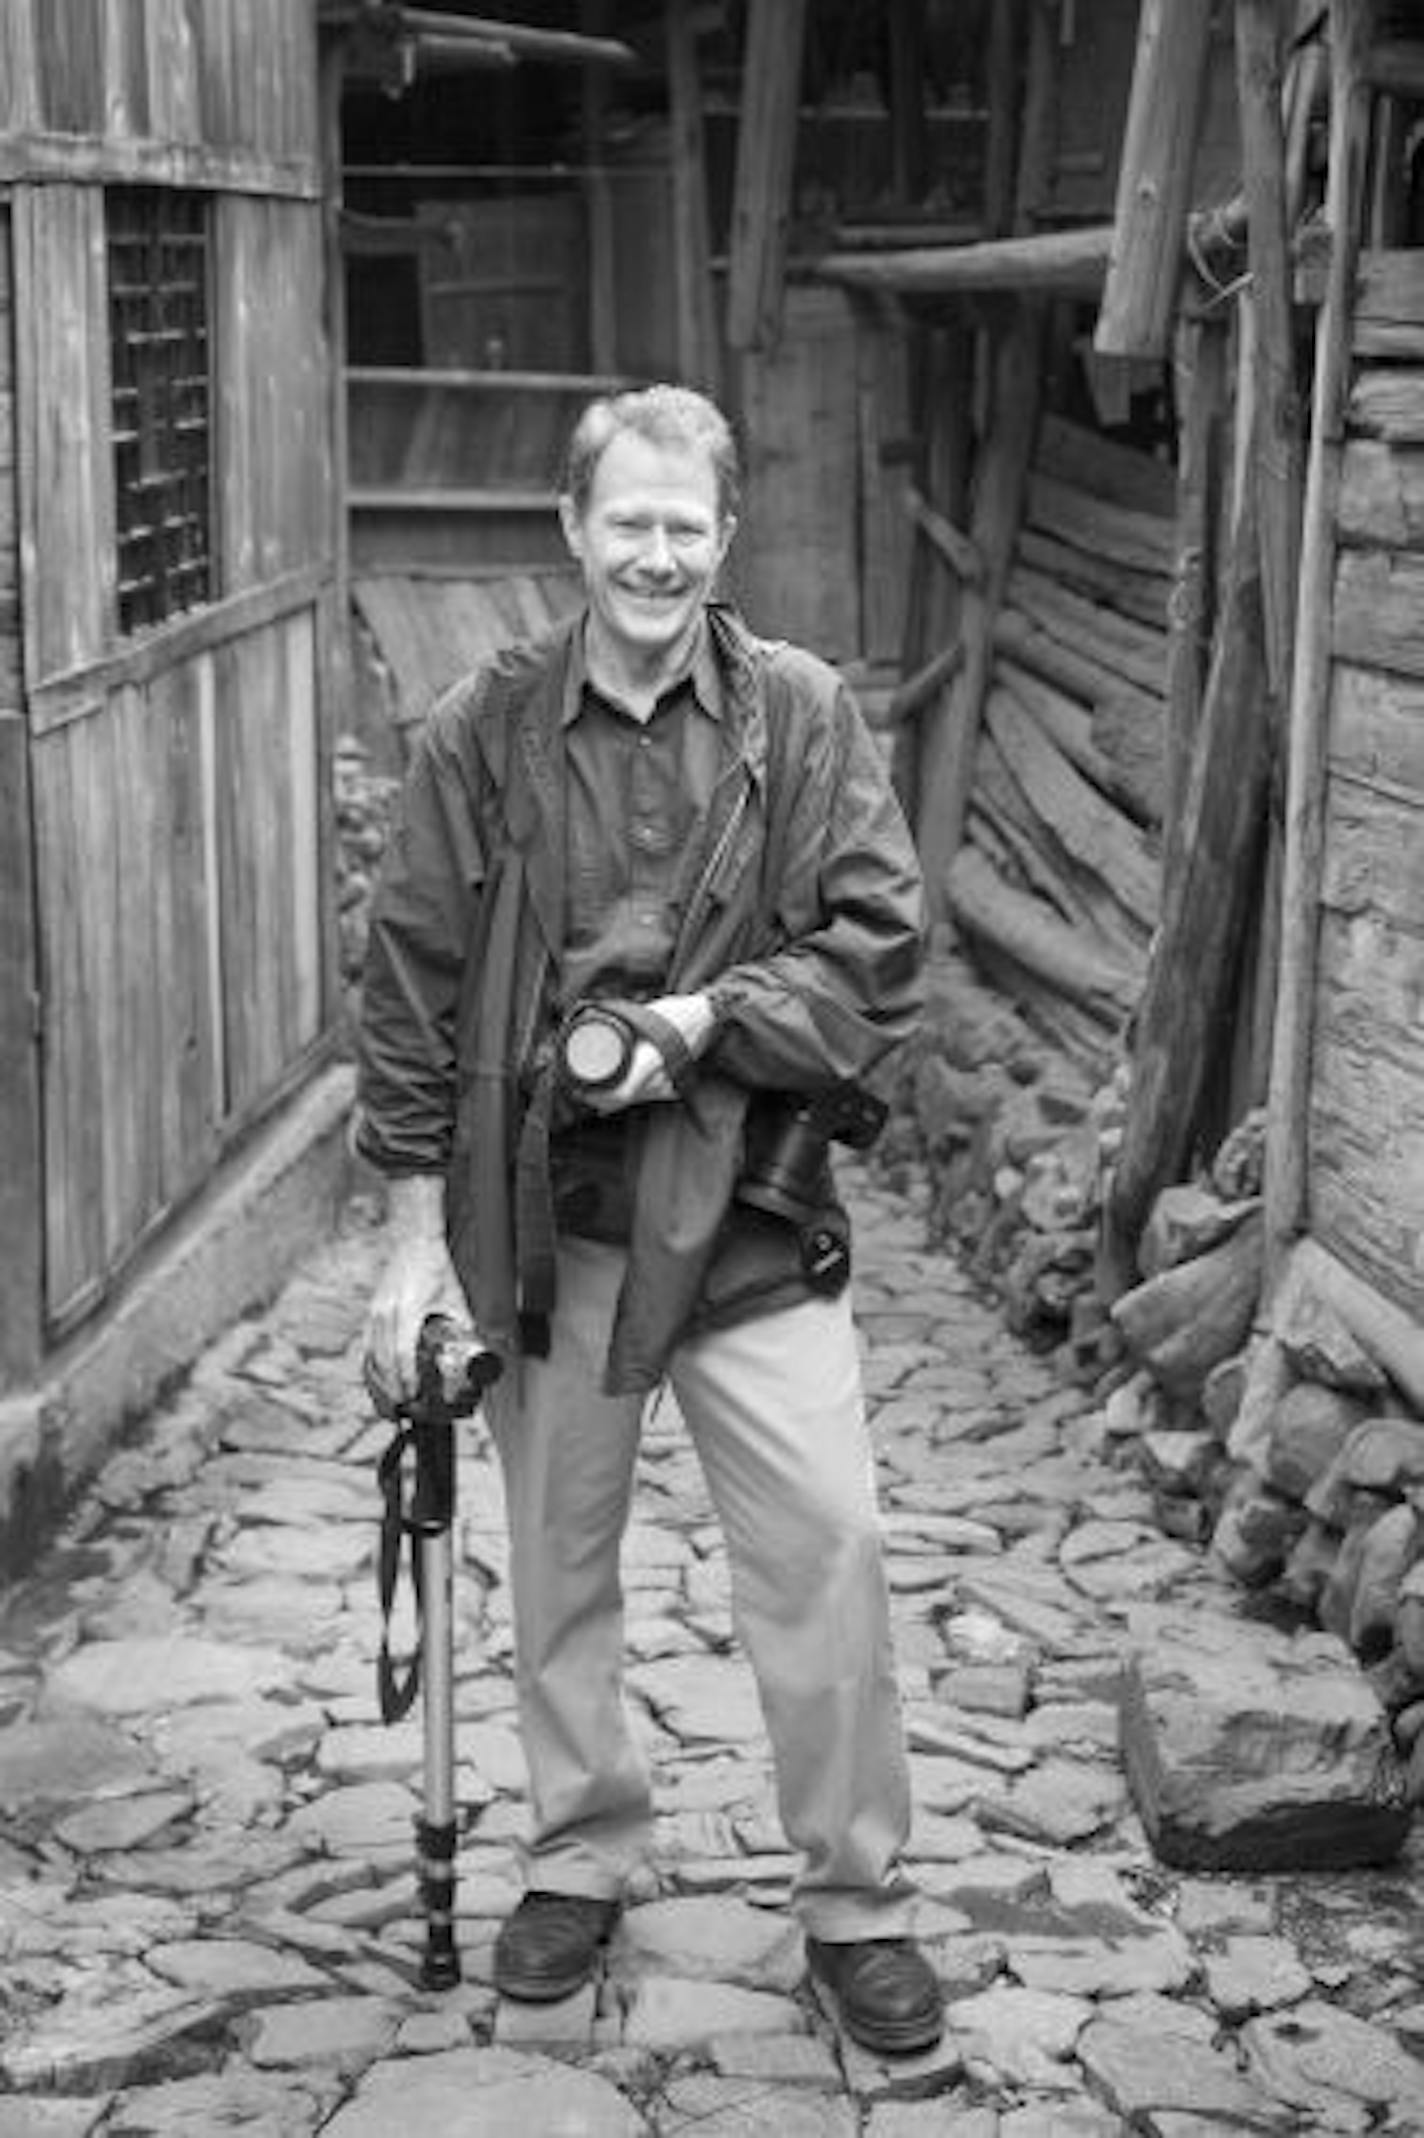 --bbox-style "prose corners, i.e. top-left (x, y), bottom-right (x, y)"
top-left (2, 1163), bottom-right (1423, 2135)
